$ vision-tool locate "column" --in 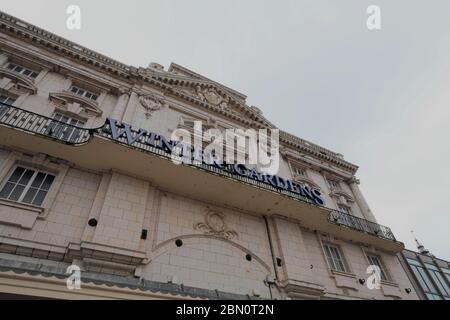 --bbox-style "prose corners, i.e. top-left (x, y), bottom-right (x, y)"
top-left (110, 89), bottom-right (130, 122)
top-left (348, 178), bottom-right (378, 223)
top-left (121, 90), bottom-right (139, 125)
